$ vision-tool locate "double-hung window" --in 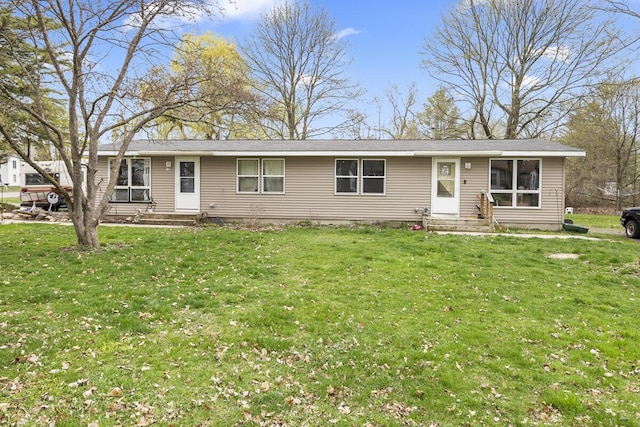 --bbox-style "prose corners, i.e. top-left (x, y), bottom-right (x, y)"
top-left (109, 158), bottom-right (151, 202)
top-left (335, 159), bottom-right (386, 195)
top-left (237, 158), bottom-right (285, 194)
top-left (490, 159), bottom-right (540, 207)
